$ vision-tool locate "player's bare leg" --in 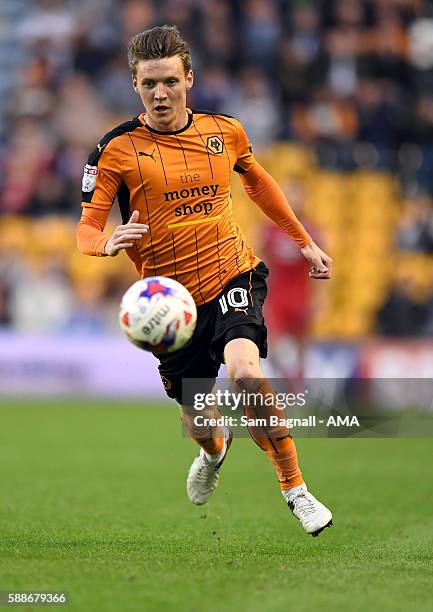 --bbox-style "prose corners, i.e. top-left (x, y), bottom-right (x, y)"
top-left (224, 338), bottom-right (332, 537)
top-left (182, 403), bottom-right (233, 505)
